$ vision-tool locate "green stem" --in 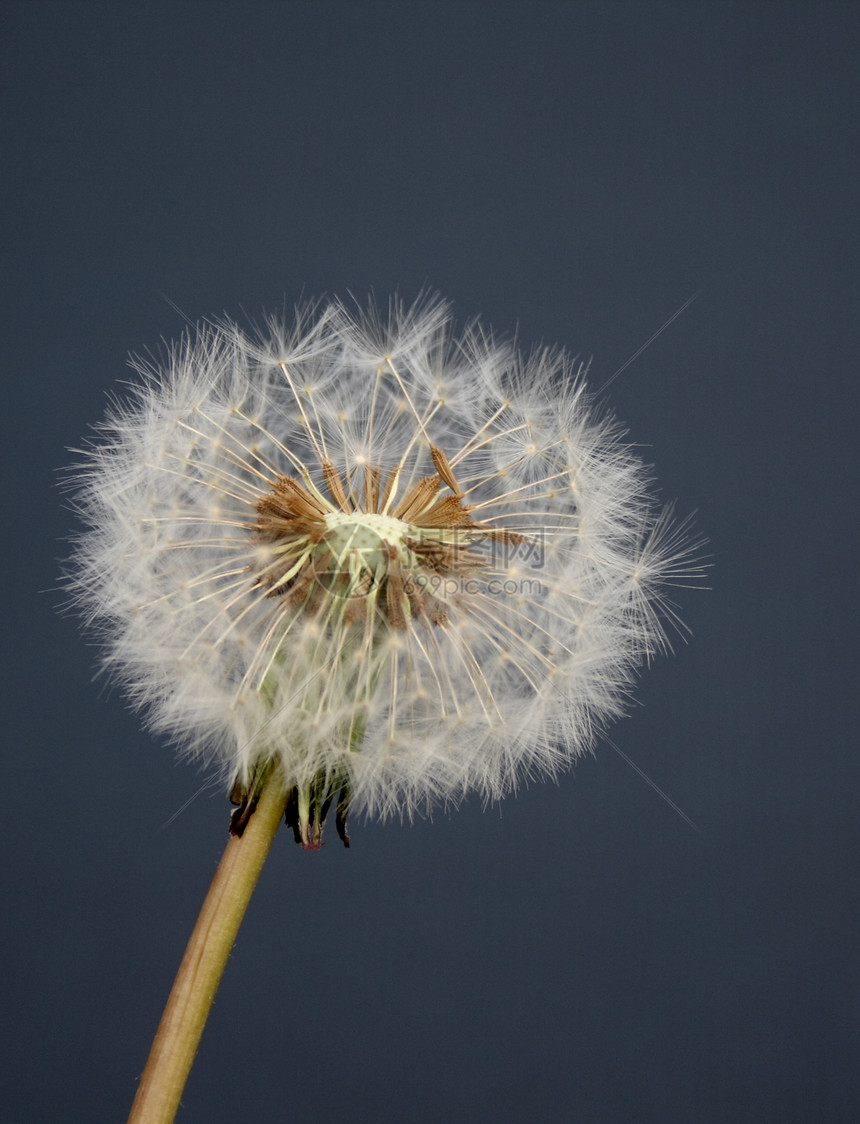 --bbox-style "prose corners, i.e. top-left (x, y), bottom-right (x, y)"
top-left (127, 769), bottom-right (287, 1124)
